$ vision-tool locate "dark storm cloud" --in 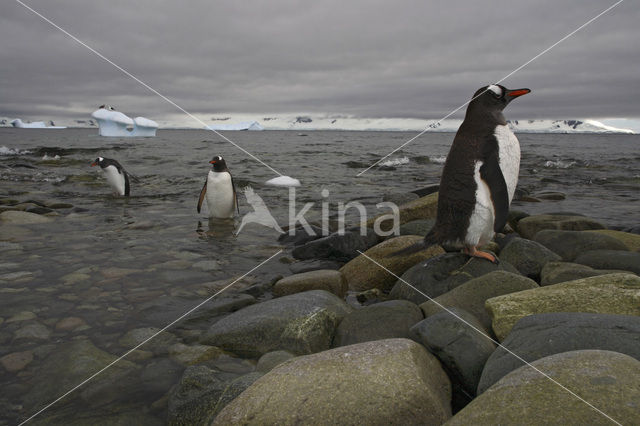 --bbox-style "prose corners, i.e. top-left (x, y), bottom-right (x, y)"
top-left (1, 0), bottom-right (639, 122)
